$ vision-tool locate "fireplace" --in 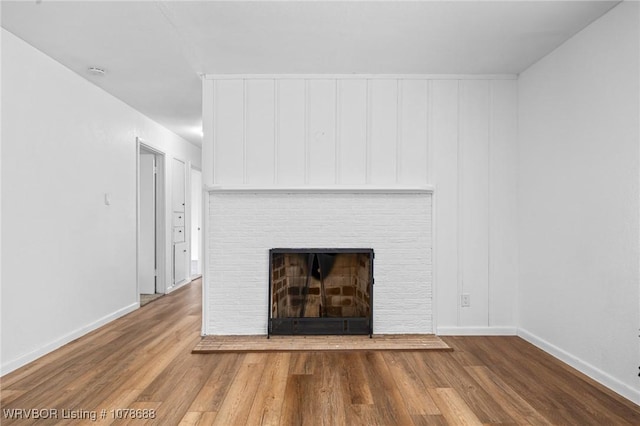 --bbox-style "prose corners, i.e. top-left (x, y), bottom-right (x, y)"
top-left (268, 248), bottom-right (374, 336)
top-left (206, 191), bottom-right (432, 336)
